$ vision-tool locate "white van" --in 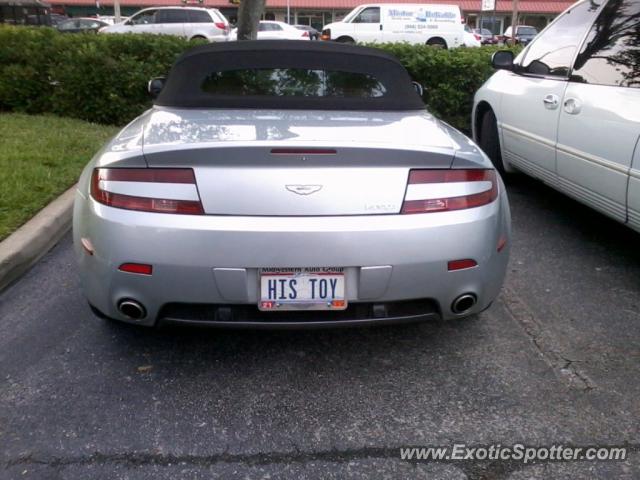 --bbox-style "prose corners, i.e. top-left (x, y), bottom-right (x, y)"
top-left (321, 4), bottom-right (464, 48)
